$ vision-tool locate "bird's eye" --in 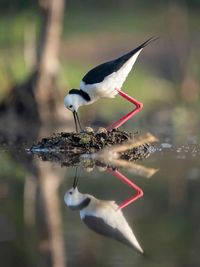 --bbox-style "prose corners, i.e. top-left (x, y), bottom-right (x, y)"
top-left (69, 105), bottom-right (73, 108)
top-left (69, 191), bottom-right (73, 195)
